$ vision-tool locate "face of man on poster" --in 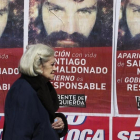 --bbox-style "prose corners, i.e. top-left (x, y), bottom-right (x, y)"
top-left (0, 0), bottom-right (8, 38)
top-left (118, 0), bottom-right (140, 50)
top-left (41, 0), bottom-right (97, 47)
top-left (0, 0), bottom-right (23, 48)
top-left (126, 0), bottom-right (140, 38)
